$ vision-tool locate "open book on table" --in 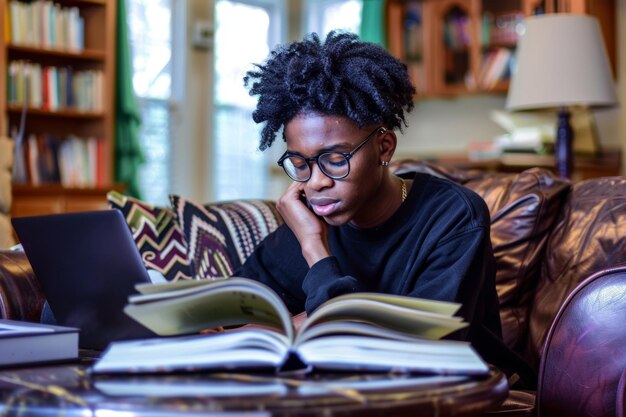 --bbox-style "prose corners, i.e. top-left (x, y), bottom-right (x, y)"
top-left (92, 277), bottom-right (488, 376)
